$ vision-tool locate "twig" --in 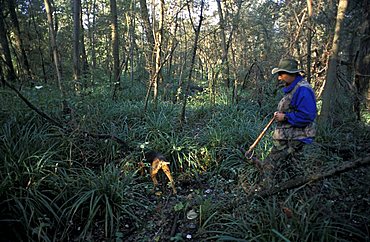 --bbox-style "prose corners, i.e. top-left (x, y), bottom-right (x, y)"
top-left (170, 212), bottom-right (180, 238)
